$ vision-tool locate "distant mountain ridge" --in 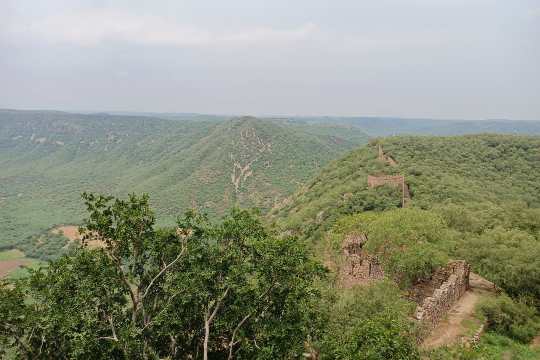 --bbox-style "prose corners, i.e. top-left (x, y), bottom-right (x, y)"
top-left (287, 116), bottom-right (540, 136)
top-left (0, 110), bottom-right (368, 257)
